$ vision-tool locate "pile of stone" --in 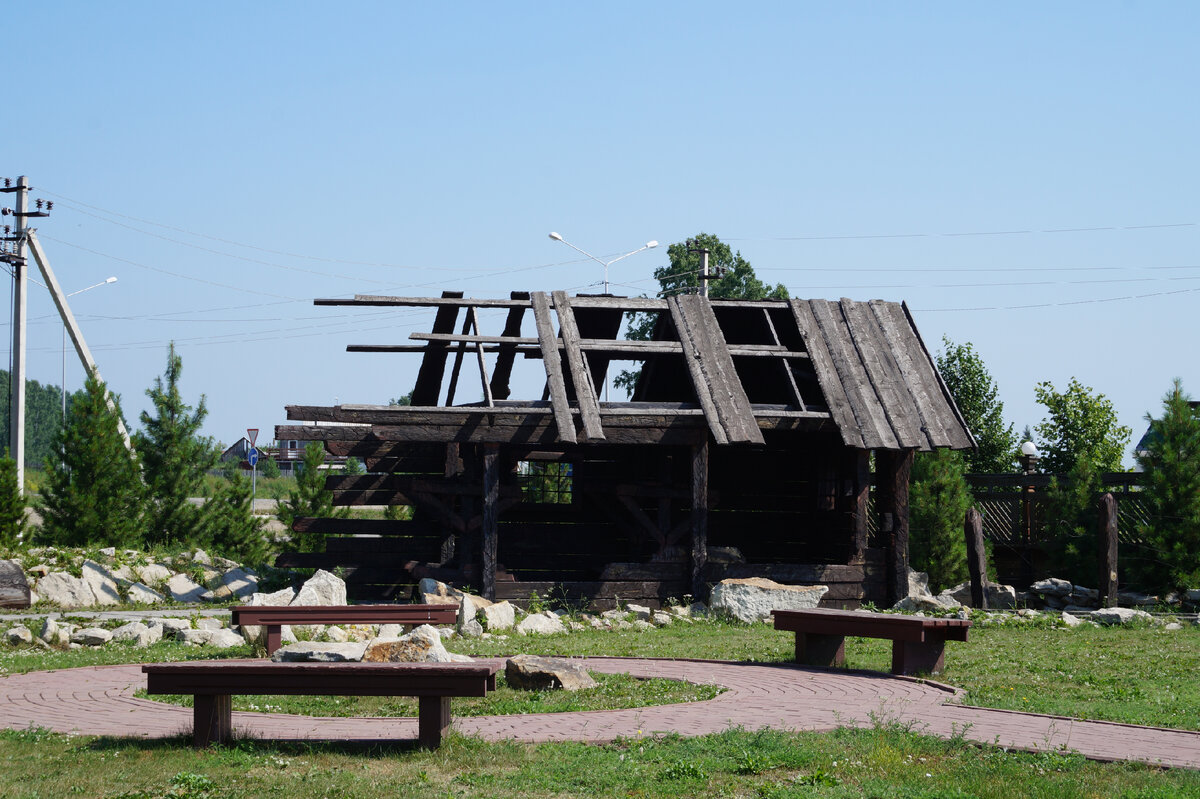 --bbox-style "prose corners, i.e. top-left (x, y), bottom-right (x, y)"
top-left (1023, 577), bottom-right (1185, 611)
